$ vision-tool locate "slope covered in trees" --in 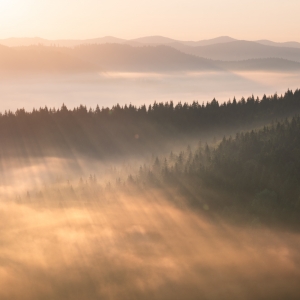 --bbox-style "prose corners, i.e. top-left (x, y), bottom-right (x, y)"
top-left (14, 112), bottom-right (300, 230)
top-left (1, 89), bottom-right (300, 158)
top-left (133, 116), bottom-right (300, 228)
